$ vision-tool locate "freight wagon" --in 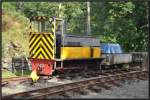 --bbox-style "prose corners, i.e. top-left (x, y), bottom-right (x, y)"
top-left (101, 43), bottom-right (132, 69)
